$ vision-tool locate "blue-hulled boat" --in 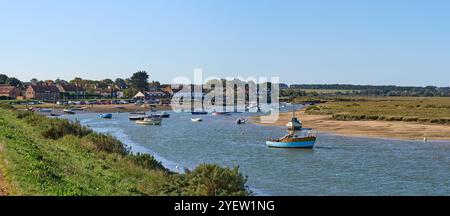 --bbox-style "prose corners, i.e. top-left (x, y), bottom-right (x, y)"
top-left (266, 104), bottom-right (317, 148)
top-left (266, 134), bottom-right (316, 148)
top-left (99, 113), bottom-right (112, 119)
top-left (192, 111), bottom-right (208, 115)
